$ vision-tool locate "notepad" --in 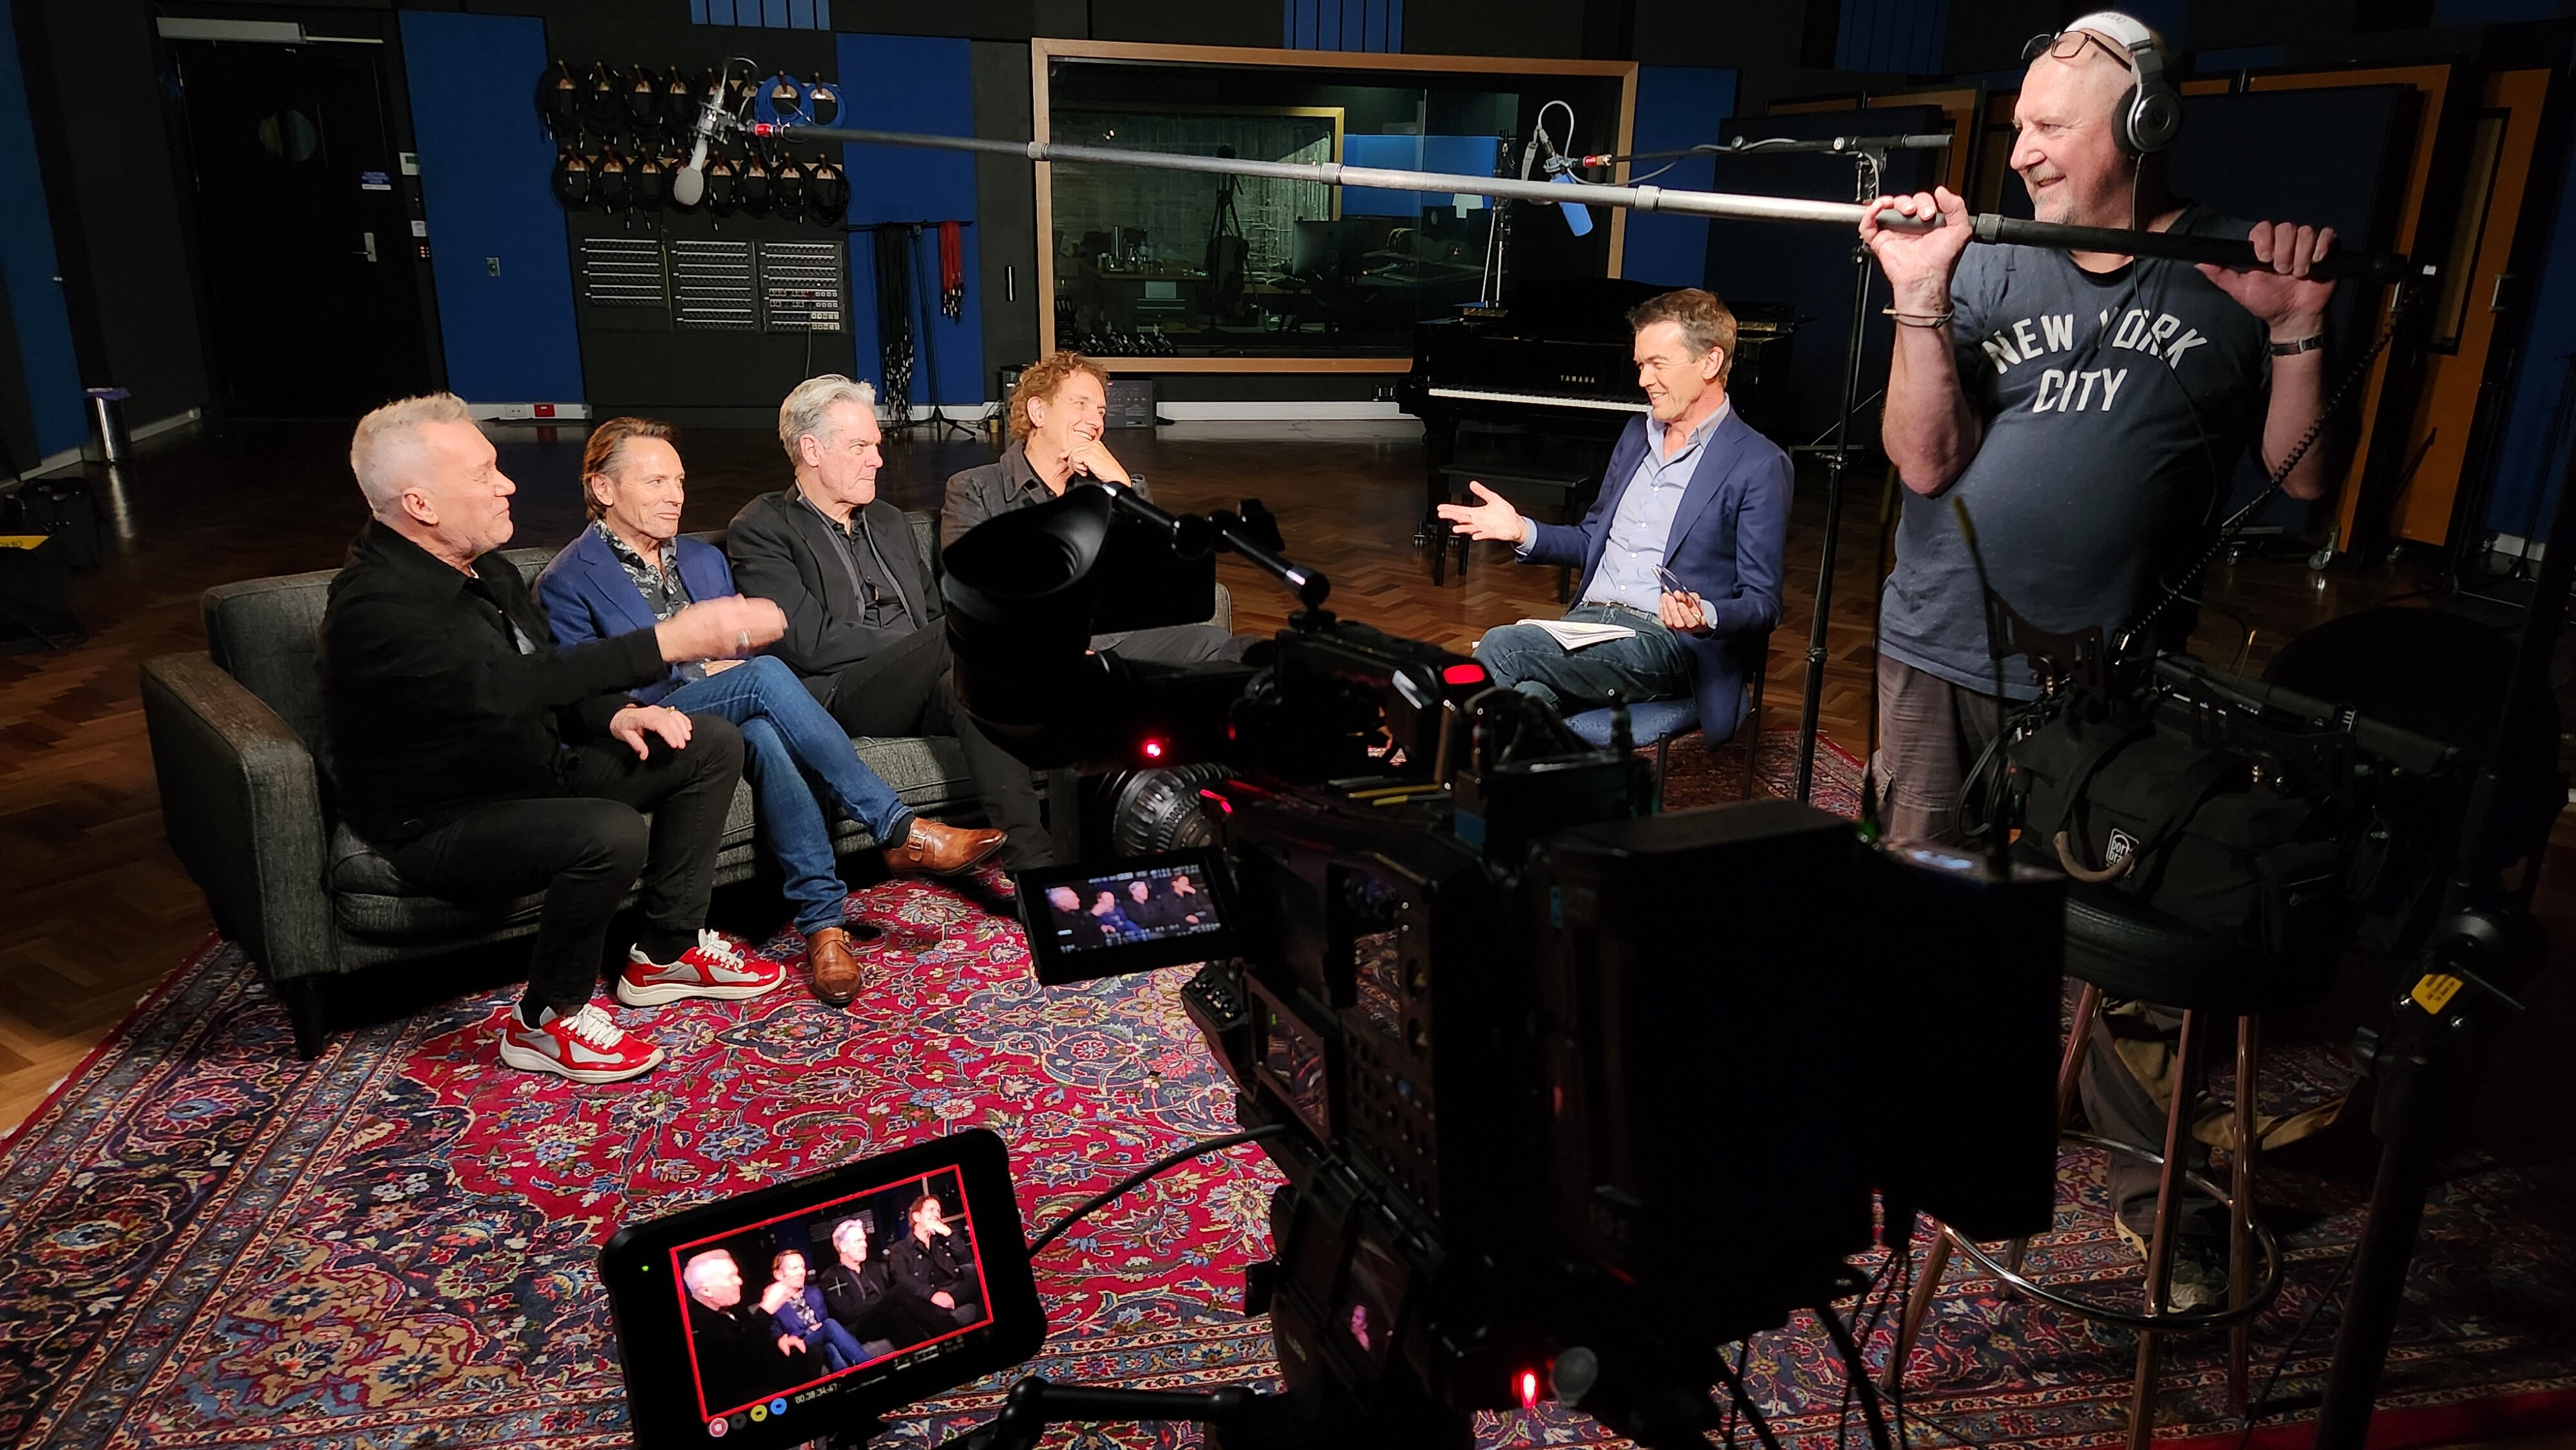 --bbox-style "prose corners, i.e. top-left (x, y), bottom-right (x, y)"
top-left (1517, 617), bottom-right (1636, 651)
